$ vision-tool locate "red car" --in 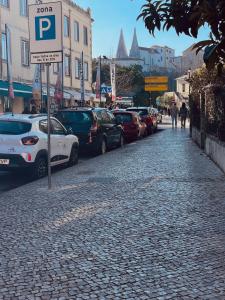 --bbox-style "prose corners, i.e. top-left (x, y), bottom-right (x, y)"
top-left (113, 110), bottom-right (147, 141)
top-left (126, 107), bottom-right (157, 134)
